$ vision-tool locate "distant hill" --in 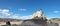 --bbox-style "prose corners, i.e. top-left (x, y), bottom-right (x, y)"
top-left (0, 18), bottom-right (21, 22)
top-left (50, 18), bottom-right (60, 21)
top-left (49, 18), bottom-right (60, 24)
